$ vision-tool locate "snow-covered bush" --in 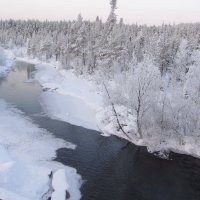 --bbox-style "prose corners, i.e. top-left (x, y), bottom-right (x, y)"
top-left (0, 47), bottom-right (6, 66)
